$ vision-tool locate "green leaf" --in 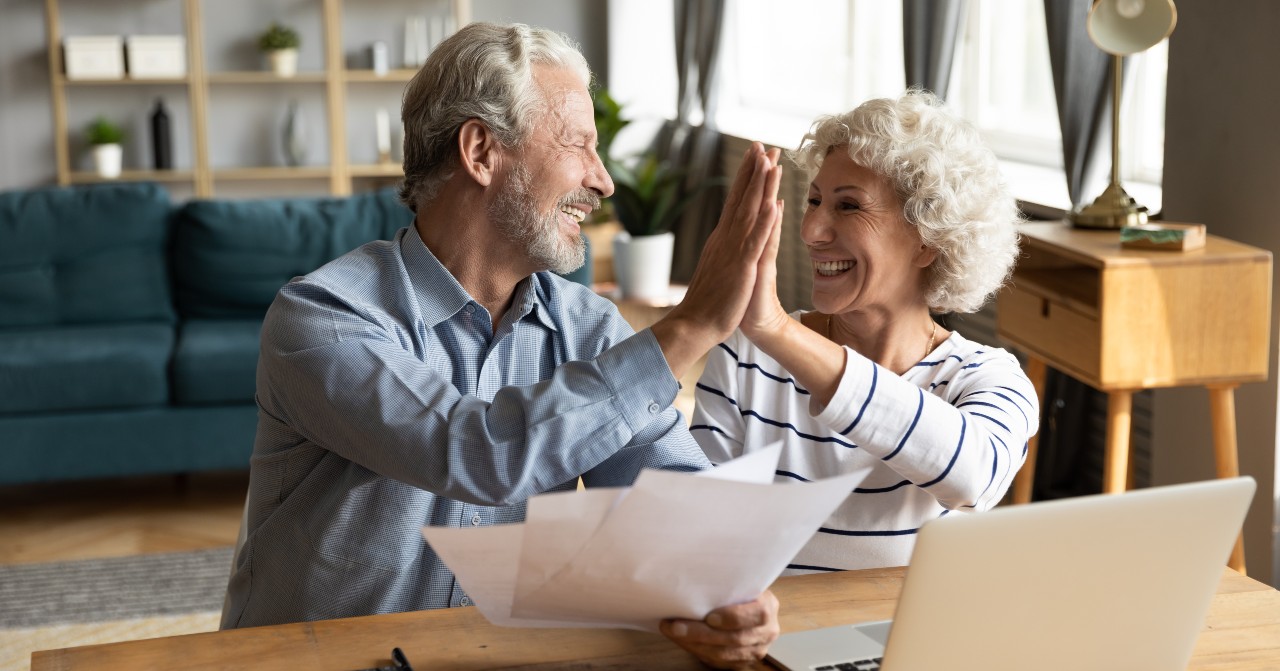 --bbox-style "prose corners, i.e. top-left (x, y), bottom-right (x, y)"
top-left (605, 154), bottom-right (725, 237)
top-left (85, 116), bottom-right (124, 145)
